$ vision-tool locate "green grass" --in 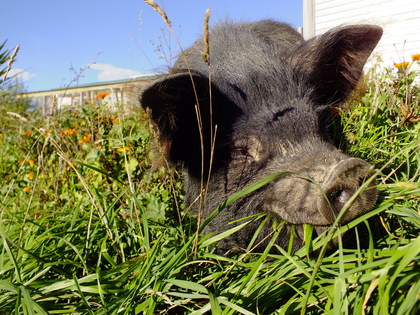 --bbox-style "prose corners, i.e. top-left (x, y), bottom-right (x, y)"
top-left (0, 59), bottom-right (419, 314)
